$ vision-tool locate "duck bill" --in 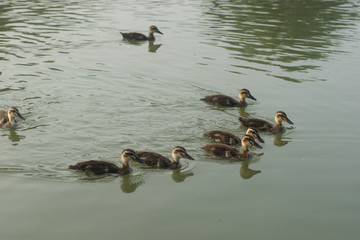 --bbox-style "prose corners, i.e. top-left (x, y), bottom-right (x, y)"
top-left (16, 112), bottom-right (25, 120)
top-left (134, 156), bottom-right (145, 164)
top-left (284, 116), bottom-right (293, 125)
top-left (156, 29), bottom-right (163, 35)
top-left (255, 134), bottom-right (265, 143)
top-left (248, 94), bottom-right (257, 101)
top-left (184, 153), bottom-right (195, 160)
top-left (253, 141), bottom-right (263, 149)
